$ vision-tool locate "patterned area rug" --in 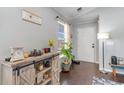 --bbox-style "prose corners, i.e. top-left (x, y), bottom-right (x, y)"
top-left (92, 76), bottom-right (123, 85)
